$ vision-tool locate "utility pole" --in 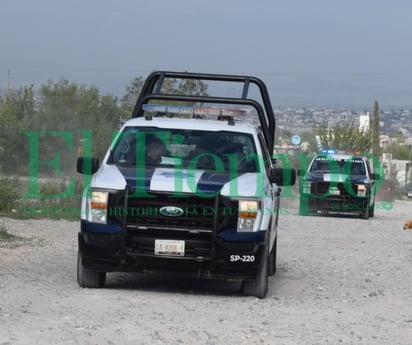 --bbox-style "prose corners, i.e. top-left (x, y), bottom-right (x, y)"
top-left (372, 100), bottom-right (380, 159)
top-left (7, 69), bottom-right (10, 93)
